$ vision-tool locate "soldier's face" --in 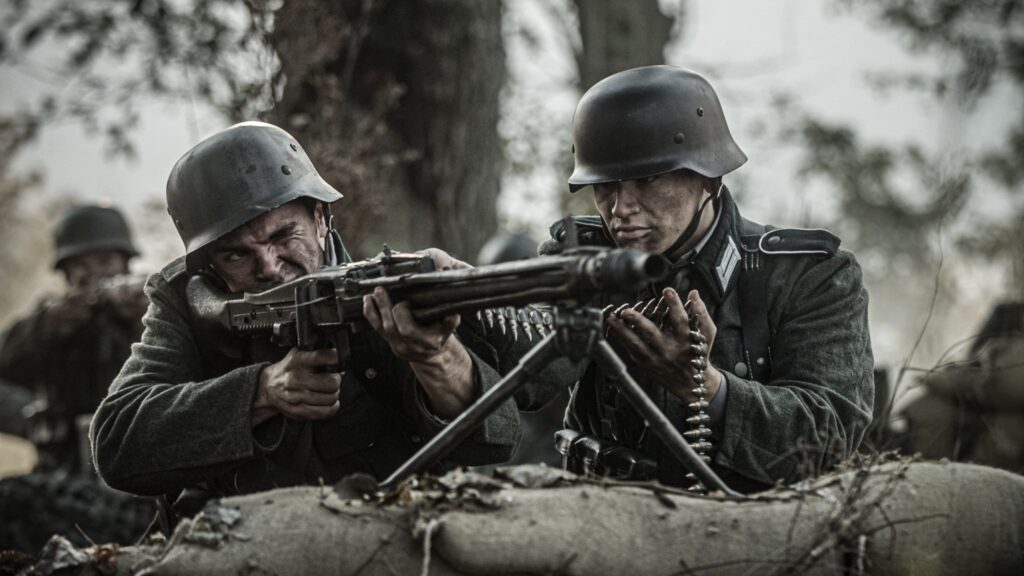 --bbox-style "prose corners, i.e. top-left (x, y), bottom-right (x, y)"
top-left (62, 250), bottom-right (129, 290)
top-left (593, 170), bottom-right (709, 253)
top-left (208, 200), bottom-right (327, 293)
